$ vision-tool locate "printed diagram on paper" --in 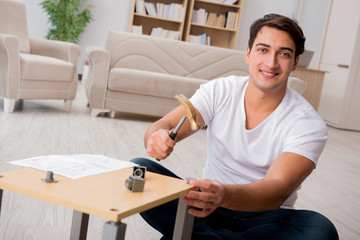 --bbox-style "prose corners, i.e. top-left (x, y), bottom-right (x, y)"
top-left (10, 154), bottom-right (137, 179)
